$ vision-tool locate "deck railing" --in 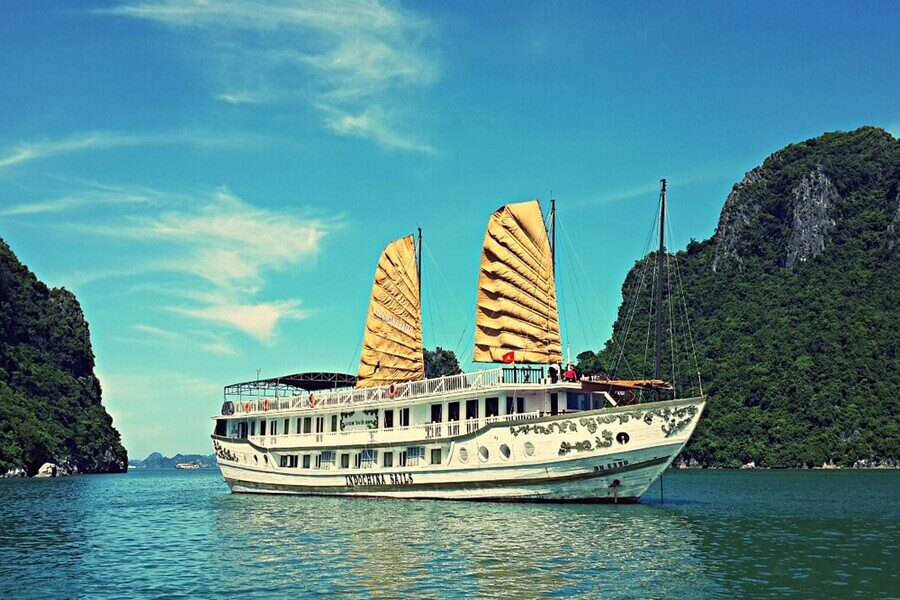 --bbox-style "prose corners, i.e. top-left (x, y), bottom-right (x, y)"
top-left (226, 367), bottom-right (549, 416)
